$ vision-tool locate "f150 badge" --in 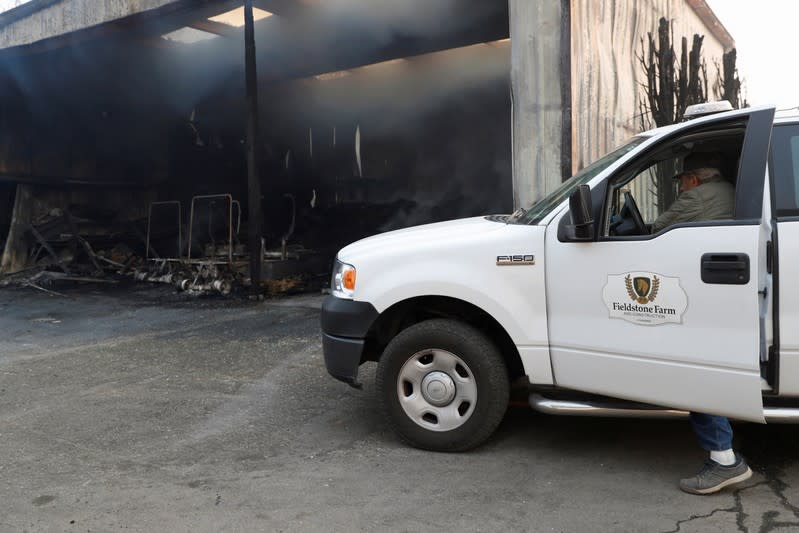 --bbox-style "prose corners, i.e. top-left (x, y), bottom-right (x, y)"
top-left (496, 254), bottom-right (535, 266)
top-left (602, 271), bottom-right (687, 325)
